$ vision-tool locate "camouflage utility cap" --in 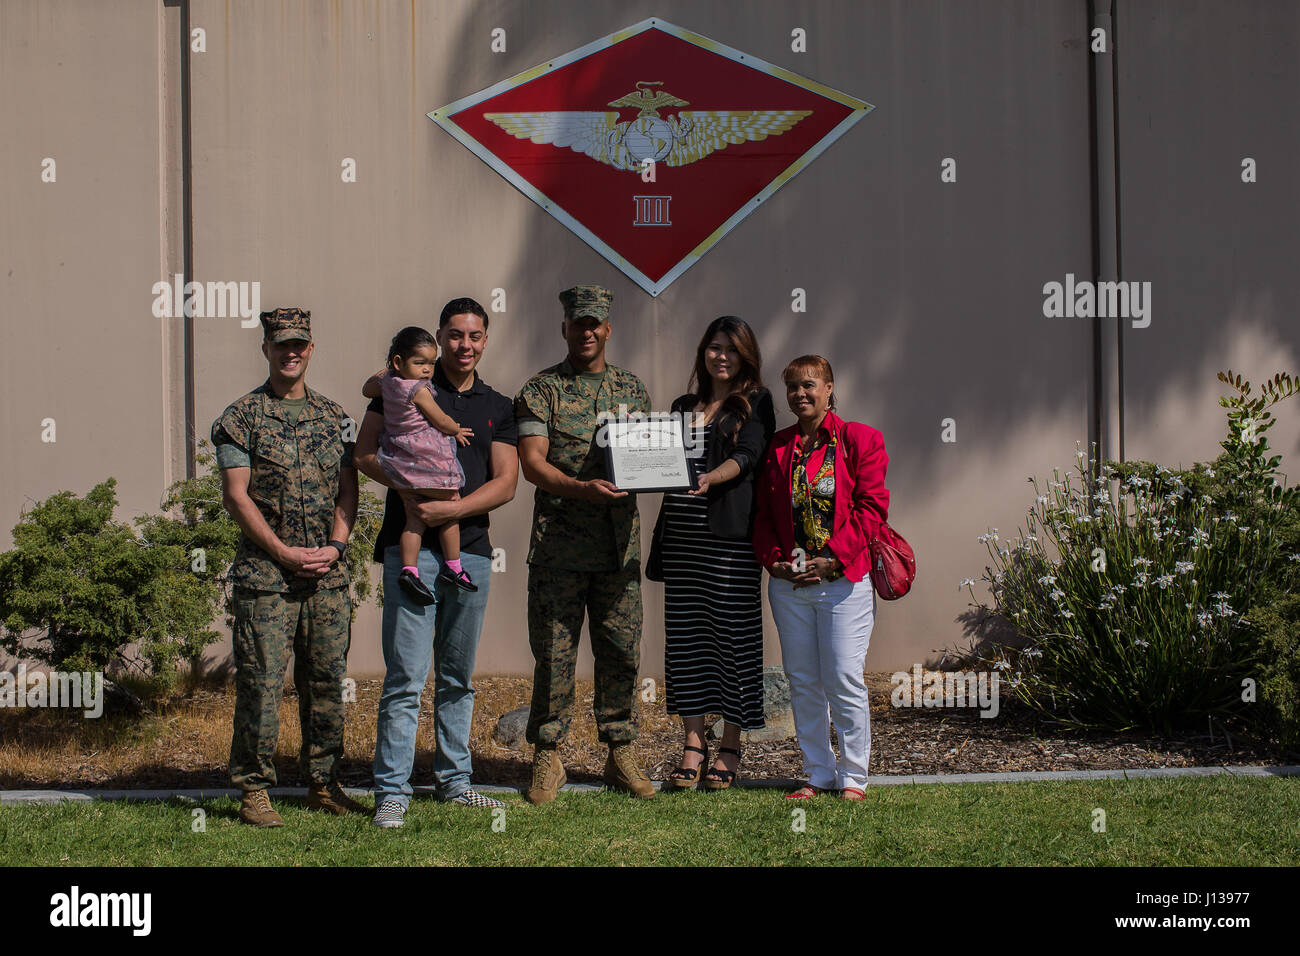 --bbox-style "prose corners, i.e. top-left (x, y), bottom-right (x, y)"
top-left (261, 307), bottom-right (313, 343)
top-left (559, 285), bottom-right (613, 322)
